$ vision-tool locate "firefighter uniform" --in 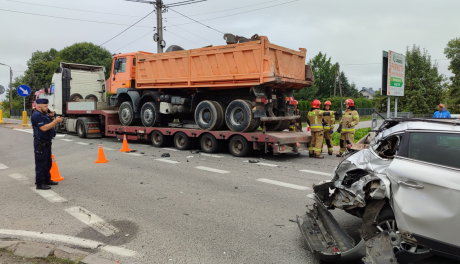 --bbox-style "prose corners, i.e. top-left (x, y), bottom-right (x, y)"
top-left (322, 110), bottom-right (335, 155)
top-left (339, 108), bottom-right (359, 156)
top-left (308, 105), bottom-right (331, 159)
